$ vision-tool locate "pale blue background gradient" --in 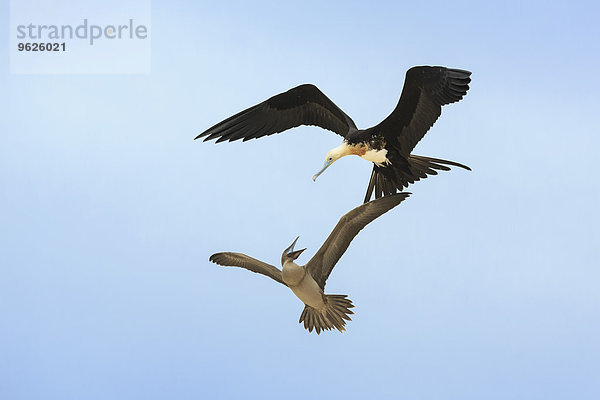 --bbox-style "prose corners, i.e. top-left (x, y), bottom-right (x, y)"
top-left (1, 1), bottom-right (599, 399)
